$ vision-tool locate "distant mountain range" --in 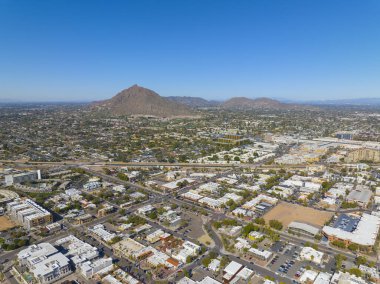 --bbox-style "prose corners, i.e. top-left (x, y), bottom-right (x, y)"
top-left (166, 95), bottom-right (303, 110)
top-left (166, 95), bottom-right (380, 108)
top-left (221, 97), bottom-right (298, 109)
top-left (166, 96), bottom-right (220, 108)
top-left (91, 85), bottom-right (195, 117)
top-left (300, 98), bottom-right (380, 106)
top-left (89, 85), bottom-right (380, 117)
